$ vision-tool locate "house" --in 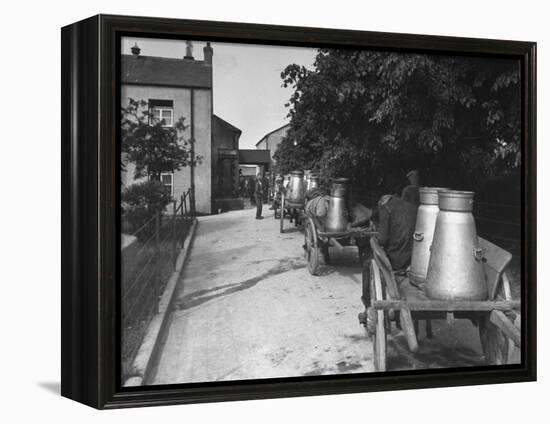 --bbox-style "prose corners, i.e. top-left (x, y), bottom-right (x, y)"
top-left (121, 42), bottom-right (214, 214)
top-left (122, 41), bottom-right (273, 213)
top-left (255, 123), bottom-right (291, 166)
